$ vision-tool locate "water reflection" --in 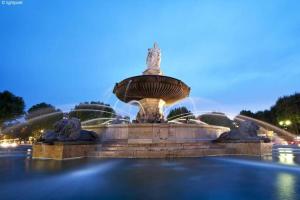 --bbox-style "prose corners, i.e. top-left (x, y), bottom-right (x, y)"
top-left (273, 146), bottom-right (300, 166)
top-left (277, 173), bottom-right (295, 200)
top-left (1, 148), bottom-right (300, 200)
top-left (25, 159), bottom-right (63, 172)
top-left (278, 154), bottom-right (295, 165)
top-left (213, 157), bottom-right (300, 173)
